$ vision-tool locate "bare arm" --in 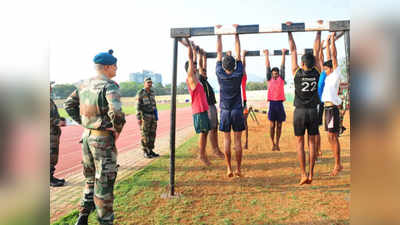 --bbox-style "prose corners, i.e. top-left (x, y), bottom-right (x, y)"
top-left (216, 25), bottom-right (223, 62)
top-left (325, 35), bottom-right (331, 61)
top-left (233, 24), bottom-right (241, 61)
top-left (331, 32), bottom-right (338, 70)
top-left (288, 31), bottom-right (299, 75)
top-left (319, 40), bottom-right (325, 69)
top-left (186, 39), bottom-right (197, 91)
top-left (198, 49), bottom-right (204, 75)
top-left (241, 50), bottom-right (247, 68)
top-left (313, 30), bottom-right (322, 72)
top-left (202, 50), bottom-right (207, 71)
top-left (192, 41), bottom-right (198, 71)
top-left (281, 48), bottom-right (287, 80)
top-left (281, 48), bottom-right (287, 67)
top-left (263, 49), bottom-right (272, 81)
